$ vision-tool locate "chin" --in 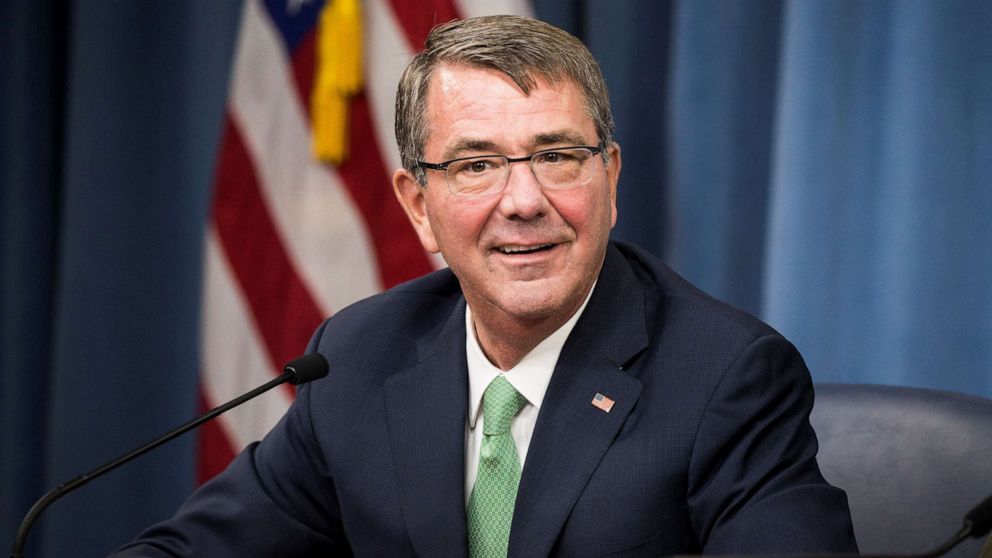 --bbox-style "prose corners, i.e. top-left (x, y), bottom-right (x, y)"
top-left (494, 289), bottom-right (574, 323)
